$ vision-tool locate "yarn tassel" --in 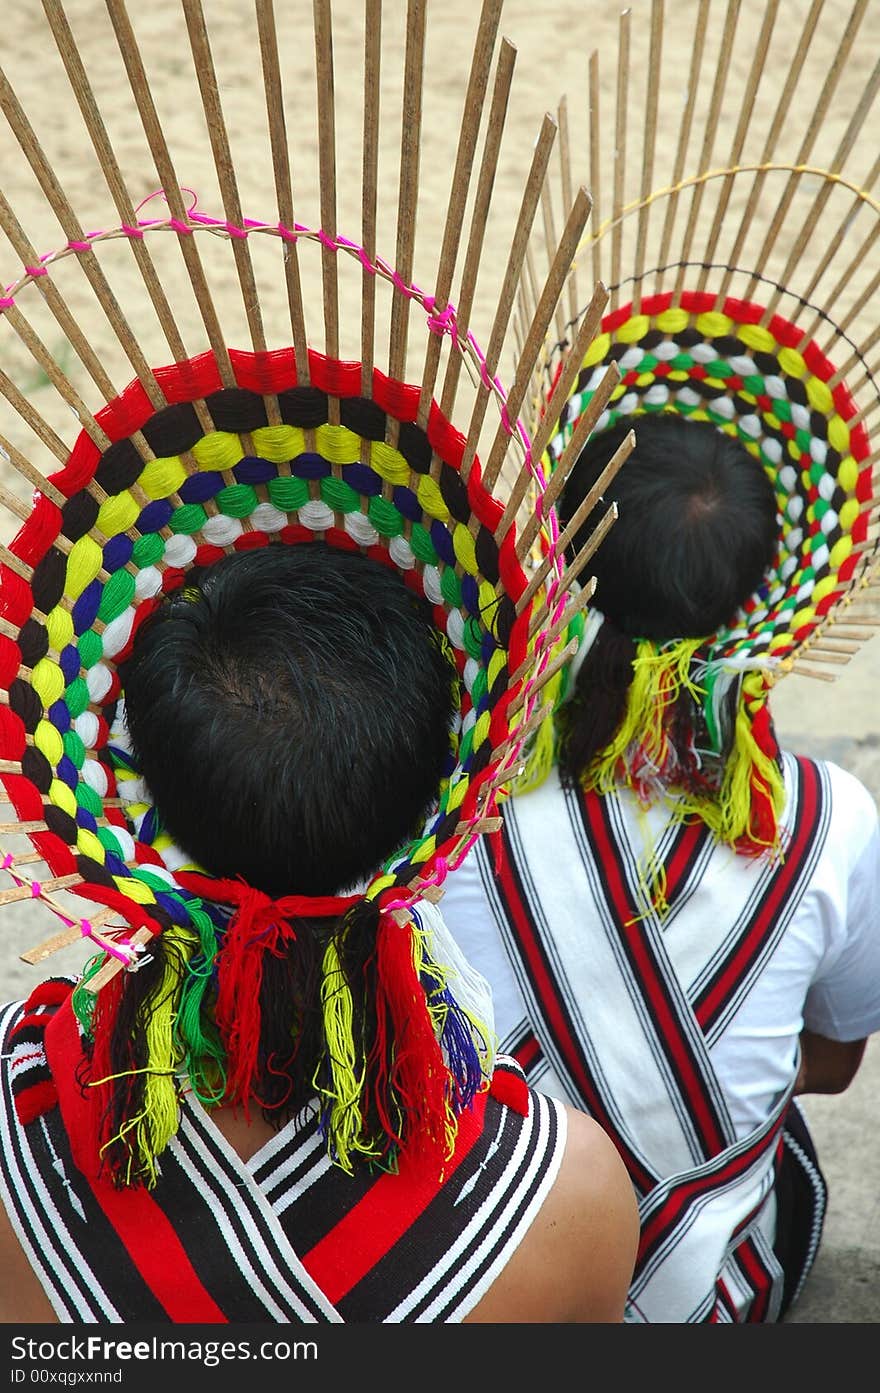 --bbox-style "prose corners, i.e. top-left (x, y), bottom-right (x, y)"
top-left (372, 911), bottom-right (455, 1169)
top-left (584, 638), bottom-right (785, 860)
top-left (136, 922), bottom-right (200, 1171)
top-left (415, 919), bottom-right (492, 1113)
top-left (315, 936), bottom-right (368, 1172)
top-left (722, 672), bottom-right (785, 855)
top-left (94, 922), bottom-right (201, 1186)
top-left (426, 977), bottom-right (486, 1113)
top-left (587, 637), bottom-right (705, 797)
top-left (173, 903), bottom-right (226, 1109)
top-left (80, 967), bottom-right (126, 1180)
top-left (214, 907), bottom-right (289, 1116)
